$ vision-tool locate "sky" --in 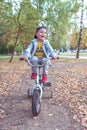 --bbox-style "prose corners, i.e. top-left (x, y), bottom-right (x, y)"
top-left (83, 0), bottom-right (87, 27)
top-left (77, 0), bottom-right (87, 27)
